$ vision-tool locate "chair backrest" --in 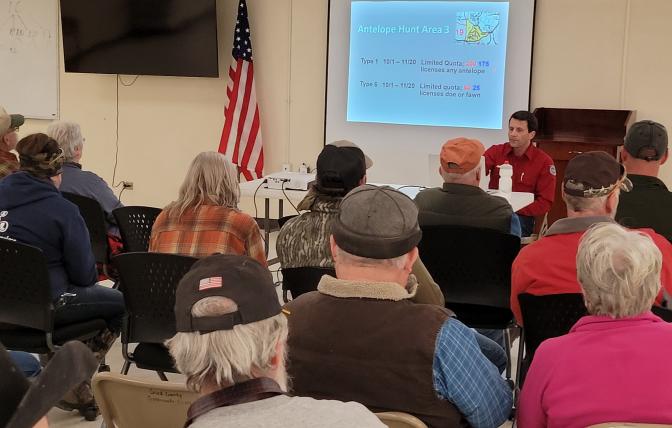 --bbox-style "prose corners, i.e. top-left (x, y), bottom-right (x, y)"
top-left (652, 305), bottom-right (672, 322)
top-left (113, 206), bottom-right (162, 252)
top-left (417, 225), bottom-right (521, 309)
top-left (114, 252), bottom-right (197, 344)
top-left (376, 412), bottom-right (429, 428)
top-left (282, 267), bottom-right (335, 299)
top-left (93, 372), bottom-right (197, 428)
top-left (0, 239), bottom-right (53, 331)
top-left (62, 192), bottom-right (109, 264)
top-left (518, 293), bottom-right (587, 359)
